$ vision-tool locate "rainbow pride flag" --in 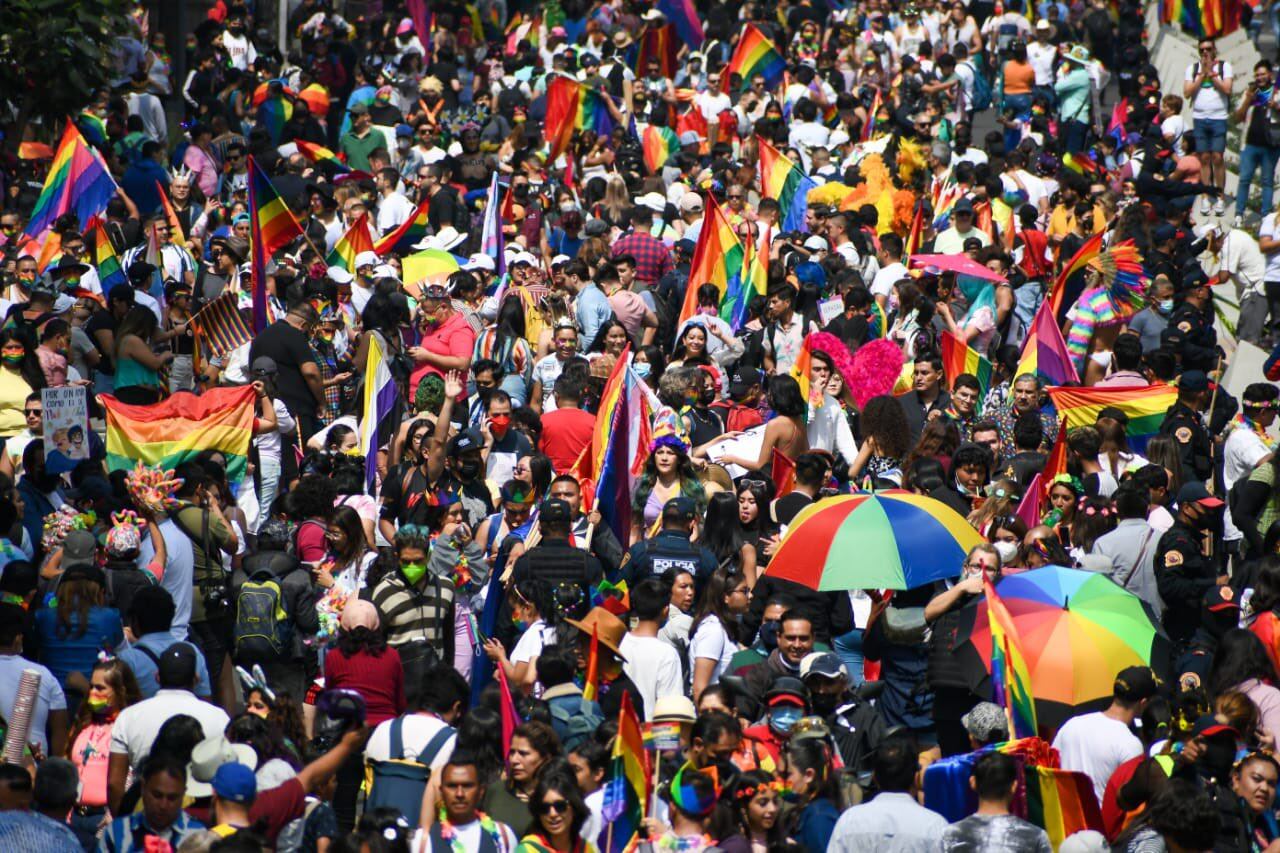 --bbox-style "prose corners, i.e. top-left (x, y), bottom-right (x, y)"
top-left (758, 137), bottom-right (817, 233)
top-left (89, 220), bottom-right (126, 291)
top-left (326, 213), bottom-right (376, 271)
top-left (1025, 765), bottom-right (1105, 849)
top-left (374, 198), bottom-right (430, 256)
top-left (733, 231), bottom-right (769, 331)
top-left (985, 577), bottom-right (1038, 739)
top-left (601, 691), bottom-right (649, 853)
top-left (940, 331), bottom-right (993, 410)
top-left (479, 173), bottom-right (505, 275)
top-left (248, 157), bottom-right (305, 332)
top-left (790, 335), bottom-right (819, 416)
top-left (103, 385), bottom-right (255, 484)
top-left (656, 0), bottom-right (705, 47)
top-left (723, 24), bottom-right (785, 92)
top-left (23, 121), bottom-right (118, 240)
top-left (1017, 301), bottom-right (1079, 387)
top-left (545, 75), bottom-right (619, 161)
top-left (643, 126), bottom-right (679, 174)
top-left (1049, 232), bottom-right (1104, 320)
top-left (582, 625), bottom-right (600, 702)
top-left (155, 182), bottom-right (187, 248)
top-left (293, 139), bottom-right (350, 173)
top-left (1046, 384), bottom-right (1178, 454)
top-left (17, 142), bottom-right (54, 160)
top-left (678, 196), bottom-right (745, 328)
top-left (255, 94), bottom-right (293, 145)
top-left (637, 24), bottom-right (679, 79)
top-left (586, 350), bottom-right (653, 546)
